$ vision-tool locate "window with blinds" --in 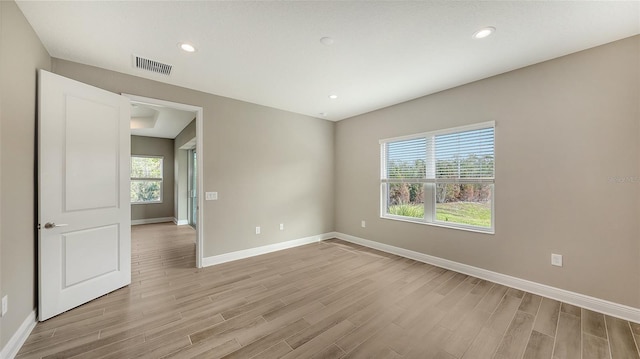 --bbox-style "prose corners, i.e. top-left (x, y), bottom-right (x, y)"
top-left (380, 121), bottom-right (495, 233)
